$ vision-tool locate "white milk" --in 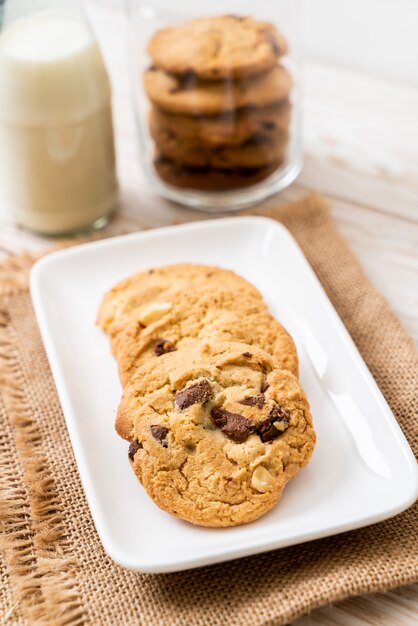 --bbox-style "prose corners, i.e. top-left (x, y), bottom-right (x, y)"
top-left (0, 14), bottom-right (118, 234)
